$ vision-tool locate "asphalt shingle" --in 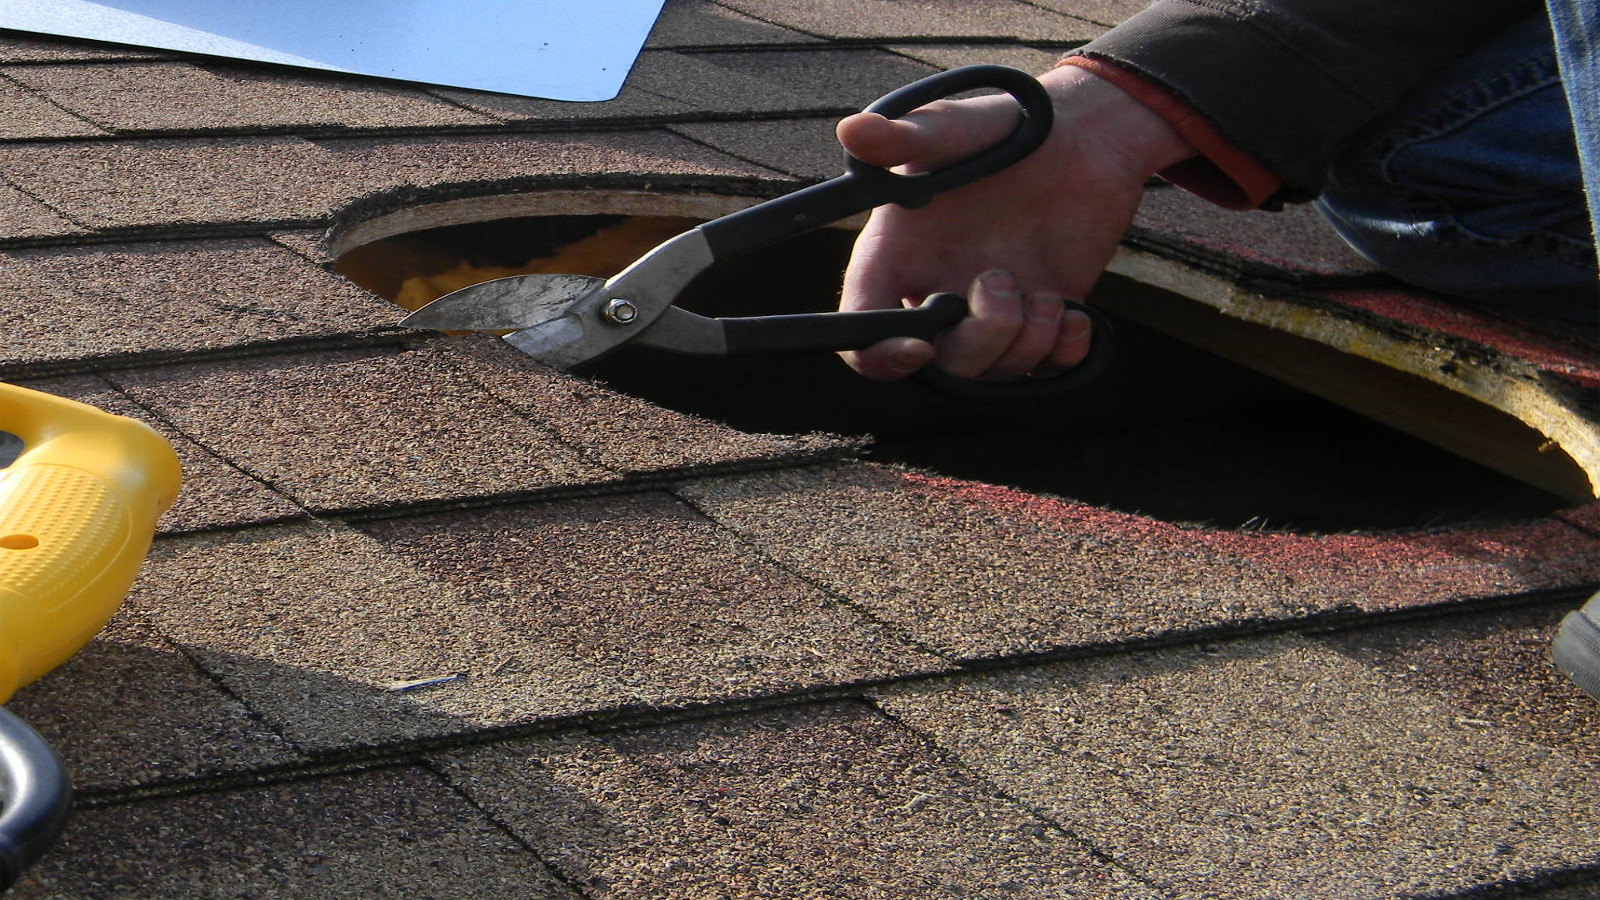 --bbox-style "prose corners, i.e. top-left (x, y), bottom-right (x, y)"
top-left (690, 48), bottom-right (939, 110)
top-left (678, 463), bottom-right (1600, 660)
top-left (1318, 600), bottom-right (1600, 763)
top-left (126, 496), bottom-right (942, 752)
top-left (437, 334), bottom-right (850, 476)
top-left (434, 701), bottom-right (1161, 899)
top-left (712, 0), bottom-right (1093, 41)
top-left (113, 345), bottom-right (612, 513)
top-left (0, 237), bottom-right (396, 374)
top-left (3, 62), bottom-right (496, 134)
top-left (874, 634), bottom-right (1600, 899)
top-left (433, 68), bottom-right (695, 124)
top-left (1130, 186), bottom-right (1381, 282)
top-left (9, 767), bottom-right (572, 899)
top-left (128, 521), bottom-right (618, 750)
top-left (0, 136), bottom-right (348, 230)
top-left (0, 32), bottom-right (162, 63)
top-left (0, 180), bottom-right (85, 241)
top-left (1026, 0), bottom-right (1164, 28)
top-left (1561, 502), bottom-right (1600, 536)
top-left (0, 130), bottom-right (781, 235)
top-left (0, 73), bottom-right (103, 139)
top-left (314, 129), bottom-right (785, 198)
top-left (1, 3), bottom-right (1596, 895)
top-left (670, 117), bottom-right (847, 180)
top-left (644, 0), bottom-right (821, 48)
top-left (359, 494), bottom-right (944, 715)
top-left (887, 44), bottom-right (1082, 73)
top-left (437, 51), bottom-right (821, 123)
top-left (19, 374), bottom-right (303, 533)
top-left (6, 613), bottom-right (303, 793)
